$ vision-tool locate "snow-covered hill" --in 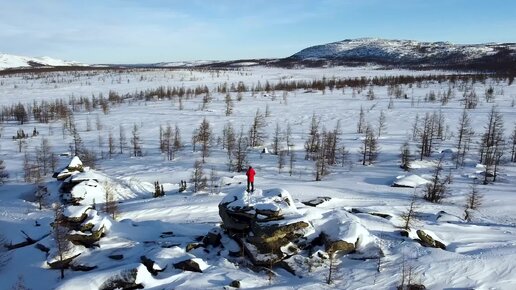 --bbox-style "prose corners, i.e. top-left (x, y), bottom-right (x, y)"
top-left (0, 53), bottom-right (87, 70)
top-left (288, 38), bottom-right (516, 69)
